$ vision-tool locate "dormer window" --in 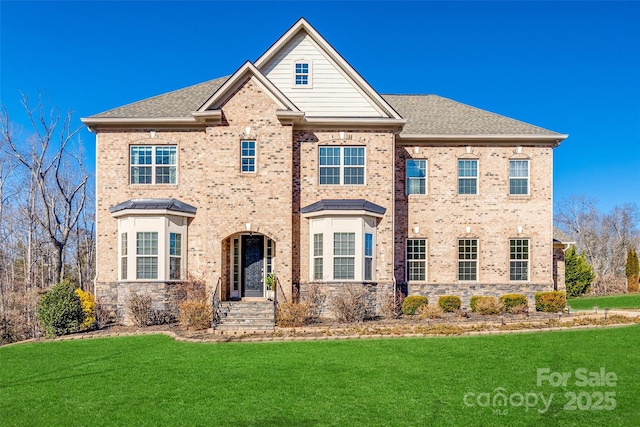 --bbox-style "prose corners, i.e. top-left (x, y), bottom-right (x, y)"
top-left (294, 61), bottom-right (310, 87)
